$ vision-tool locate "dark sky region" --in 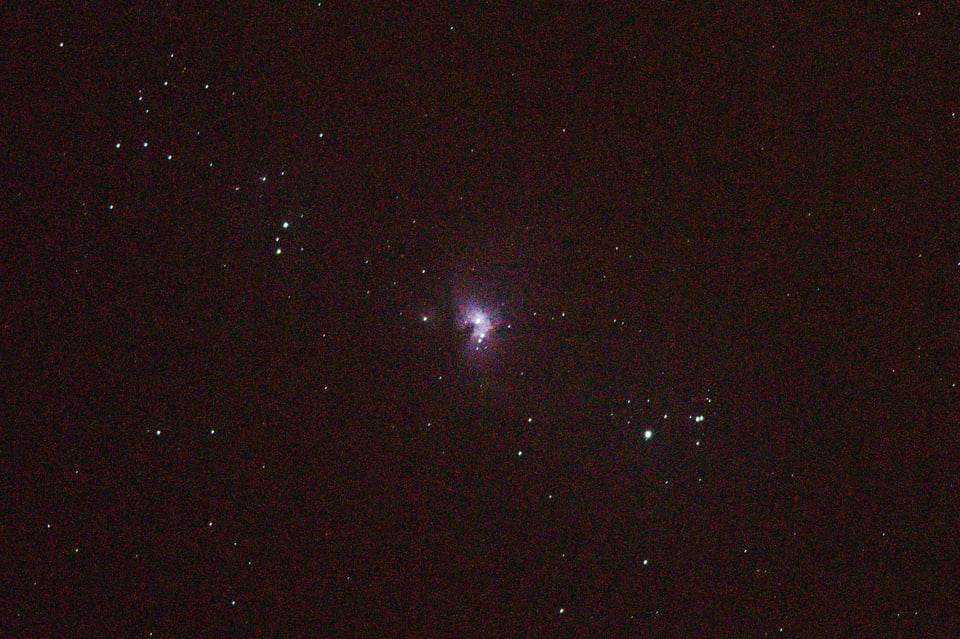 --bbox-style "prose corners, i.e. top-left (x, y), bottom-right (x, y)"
top-left (5, 2), bottom-right (960, 636)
